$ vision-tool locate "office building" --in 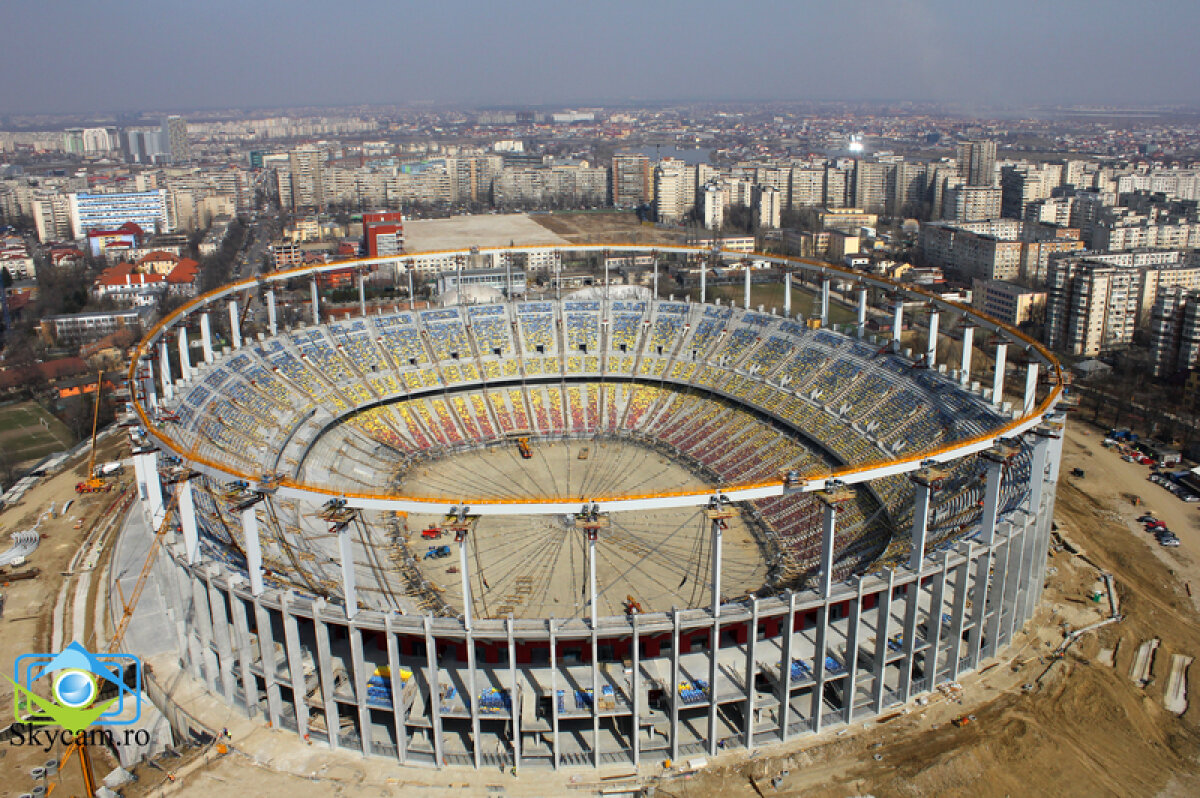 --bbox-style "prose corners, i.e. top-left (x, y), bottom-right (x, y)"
top-left (69, 190), bottom-right (171, 239)
top-left (362, 211), bottom-right (405, 257)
